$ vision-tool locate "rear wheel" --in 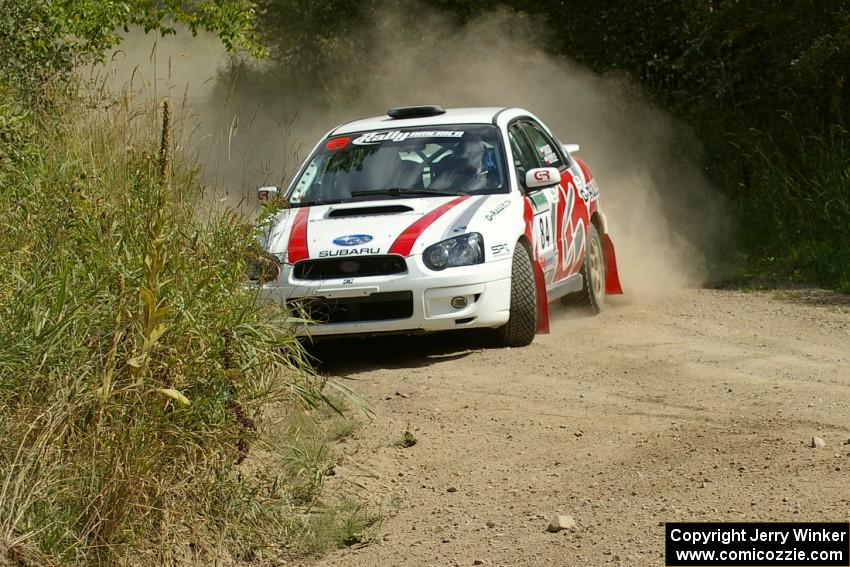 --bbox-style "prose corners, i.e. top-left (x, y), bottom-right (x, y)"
top-left (495, 243), bottom-right (537, 347)
top-left (562, 223), bottom-right (605, 314)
